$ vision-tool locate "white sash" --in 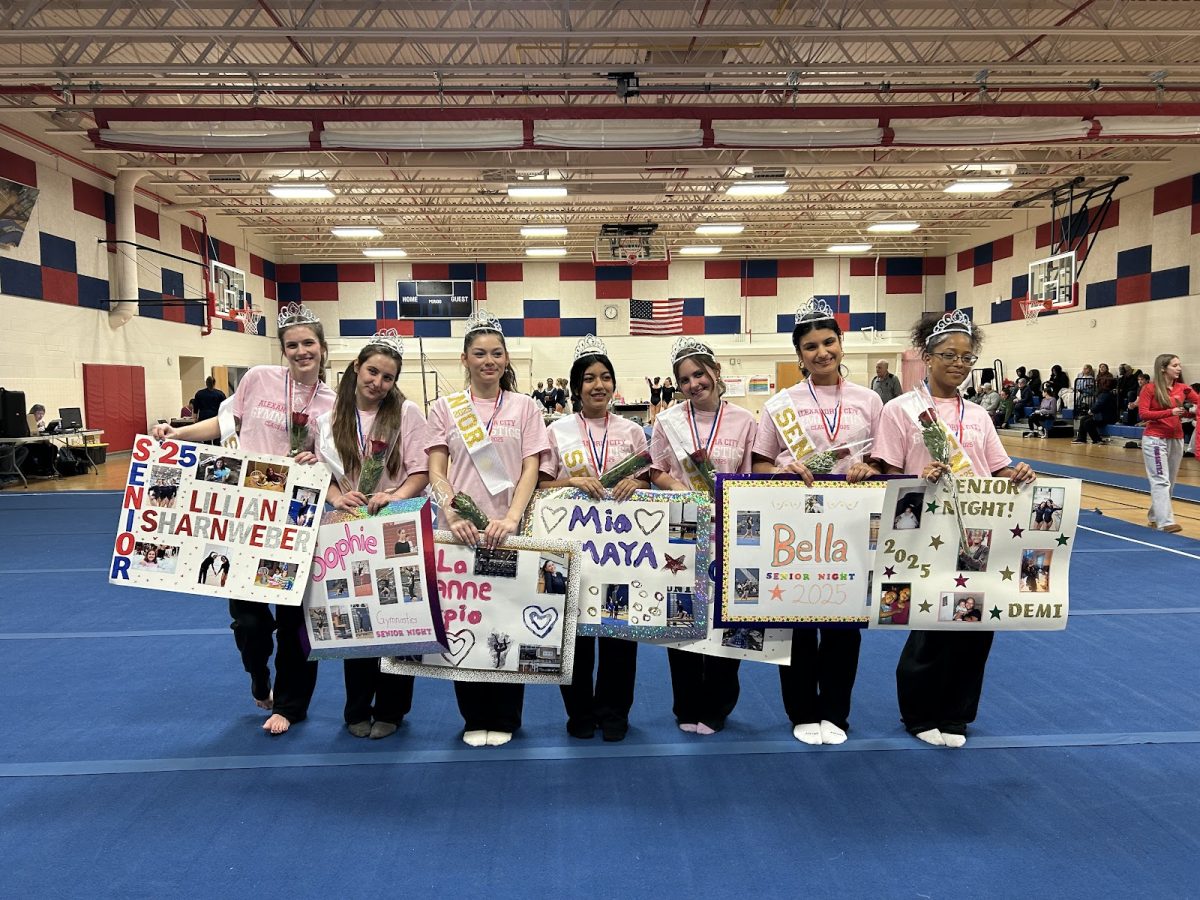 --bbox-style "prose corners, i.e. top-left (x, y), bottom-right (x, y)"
top-left (549, 416), bottom-right (593, 479)
top-left (895, 390), bottom-right (976, 476)
top-left (764, 388), bottom-right (821, 462)
top-left (215, 396), bottom-right (240, 449)
top-left (314, 412), bottom-right (346, 486)
top-left (656, 404), bottom-right (712, 493)
top-left (446, 390), bottom-right (515, 495)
